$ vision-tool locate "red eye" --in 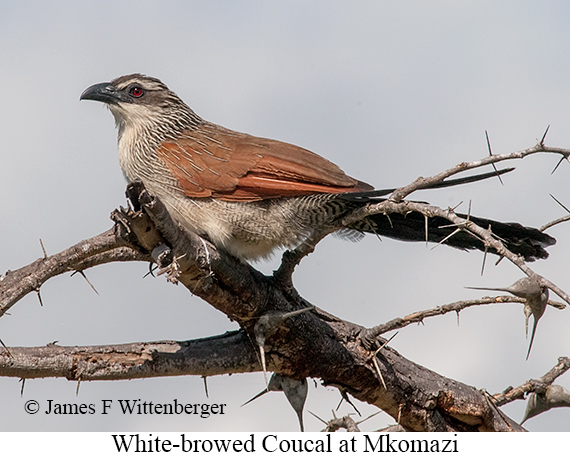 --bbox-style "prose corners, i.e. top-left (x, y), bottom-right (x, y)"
top-left (129, 86), bottom-right (144, 98)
